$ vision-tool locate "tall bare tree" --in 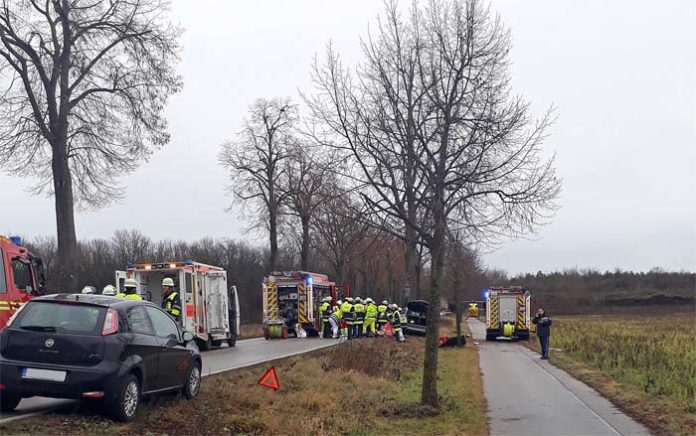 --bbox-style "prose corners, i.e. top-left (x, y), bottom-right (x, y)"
top-left (0, 0), bottom-right (182, 289)
top-left (219, 98), bottom-right (296, 271)
top-left (283, 142), bottom-right (333, 271)
top-left (308, 0), bottom-right (560, 407)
